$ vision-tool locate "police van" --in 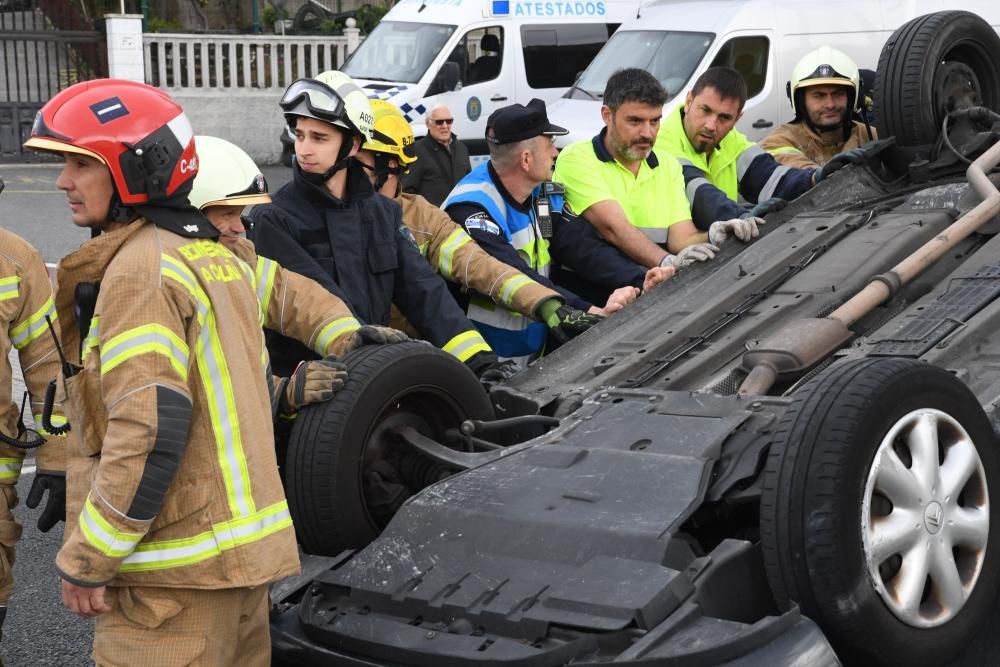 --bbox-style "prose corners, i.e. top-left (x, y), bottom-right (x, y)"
top-left (547, 0), bottom-right (1000, 147)
top-left (338, 0), bottom-right (643, 154)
